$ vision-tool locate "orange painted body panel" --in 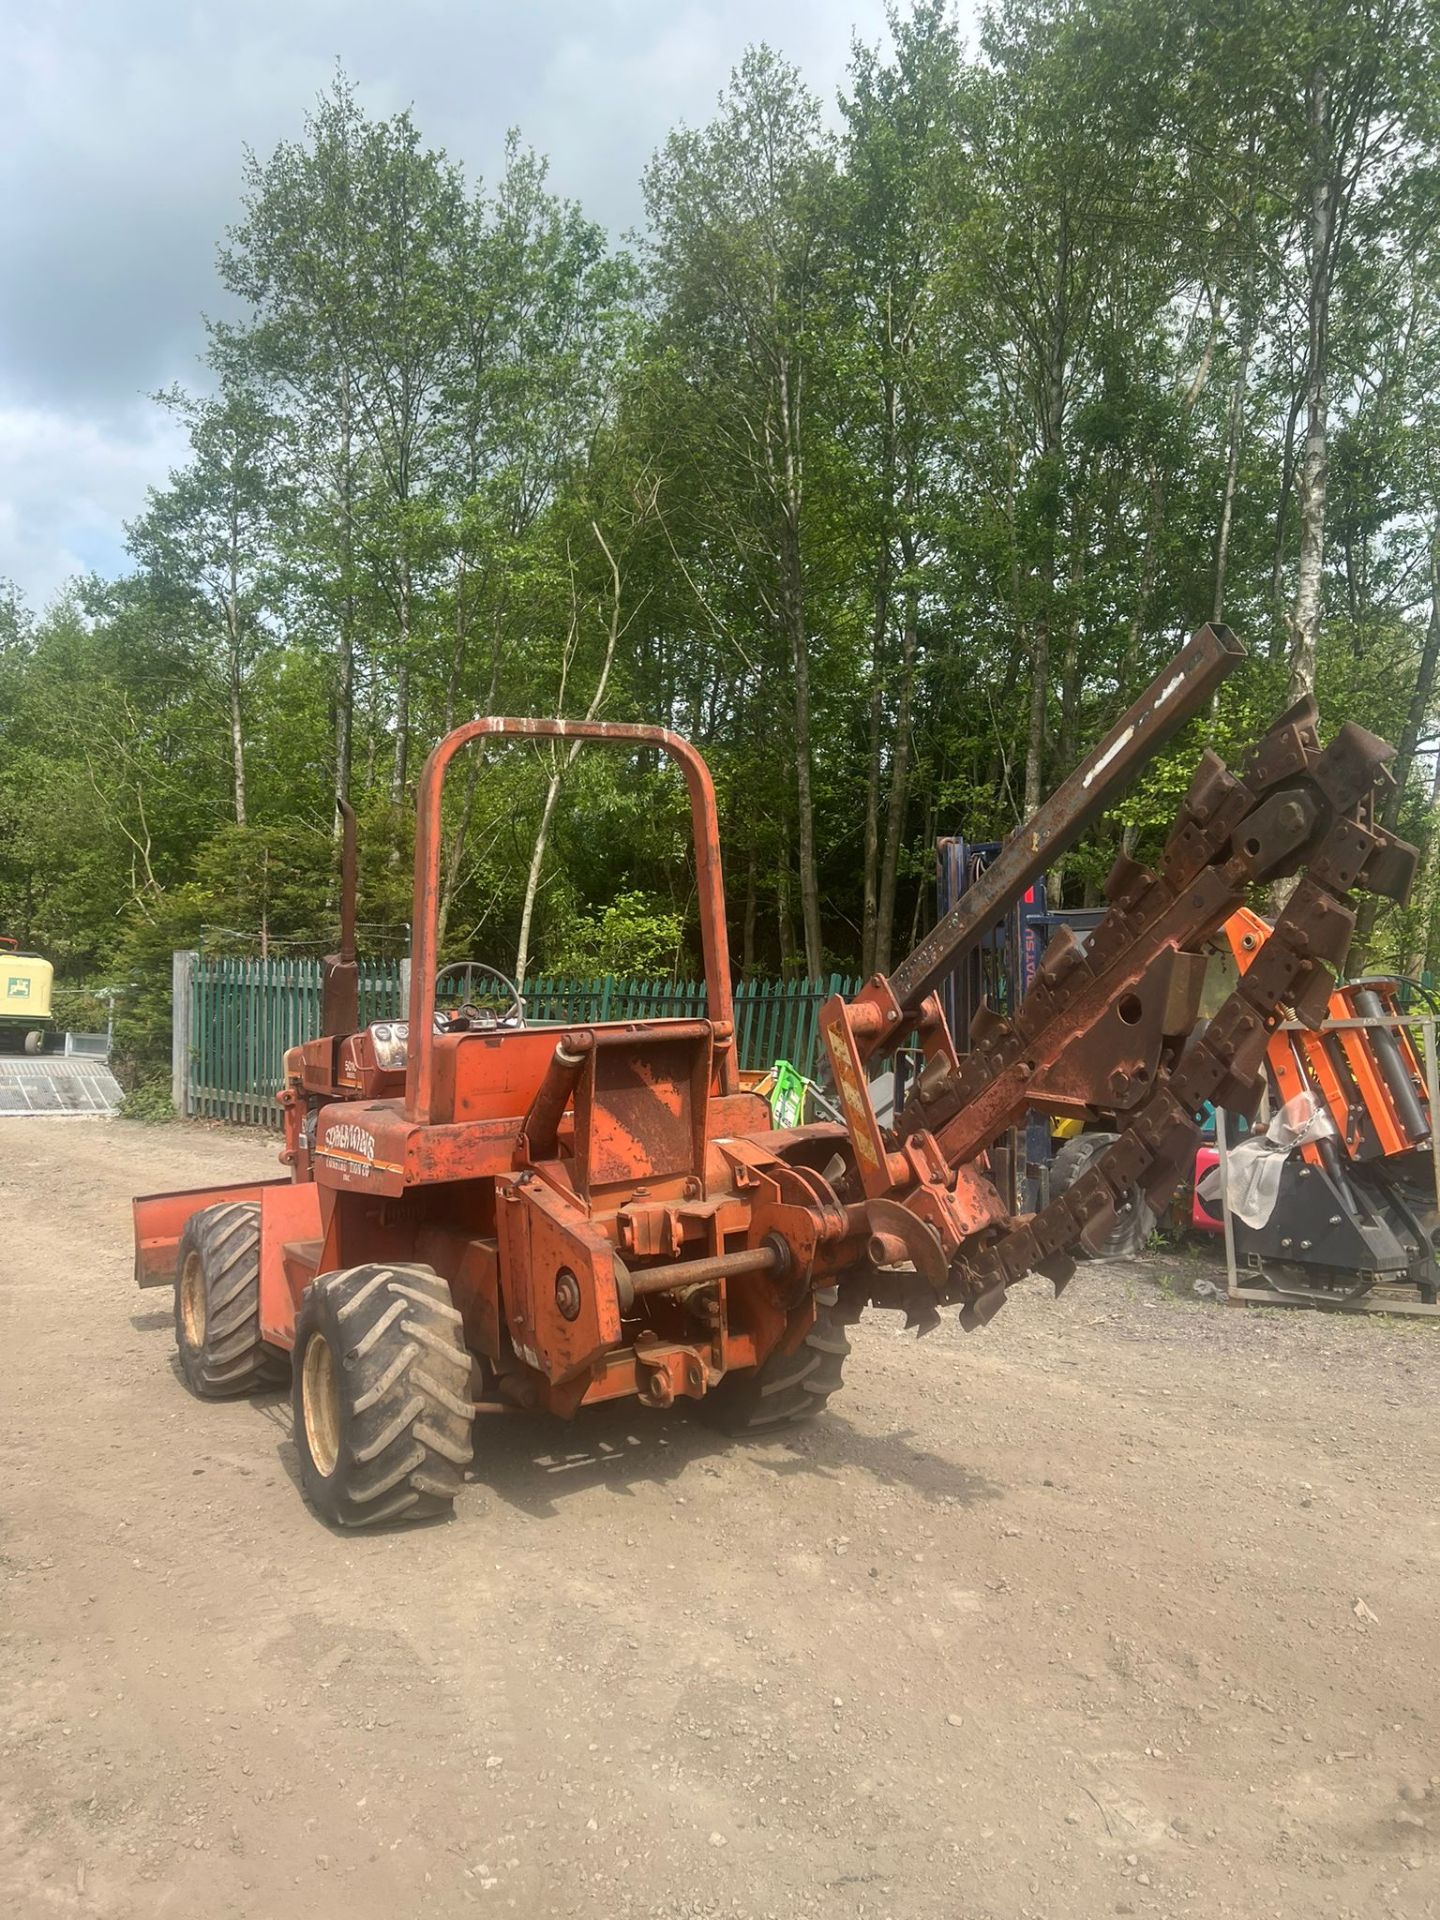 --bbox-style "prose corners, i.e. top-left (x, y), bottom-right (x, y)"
top-left (432, 1027), bottom-right (573, 1125)
top-left (257, 1181), bottom-right (324, 1345)
top-left (132, 1179), bottom-right (292, 1287)
top-left (496, 1173), bottom-right (624, 1381)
